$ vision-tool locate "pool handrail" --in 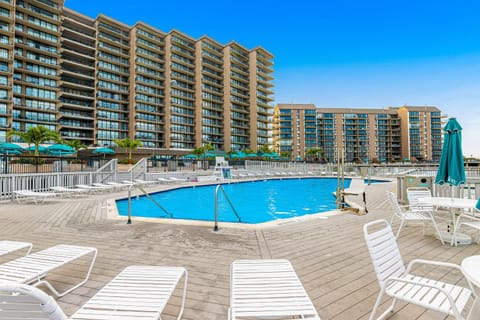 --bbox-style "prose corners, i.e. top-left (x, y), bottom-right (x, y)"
top-left (127, 183), bottom-right (172, 224)
top-left (214, 184), bottom-right (241, 231)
